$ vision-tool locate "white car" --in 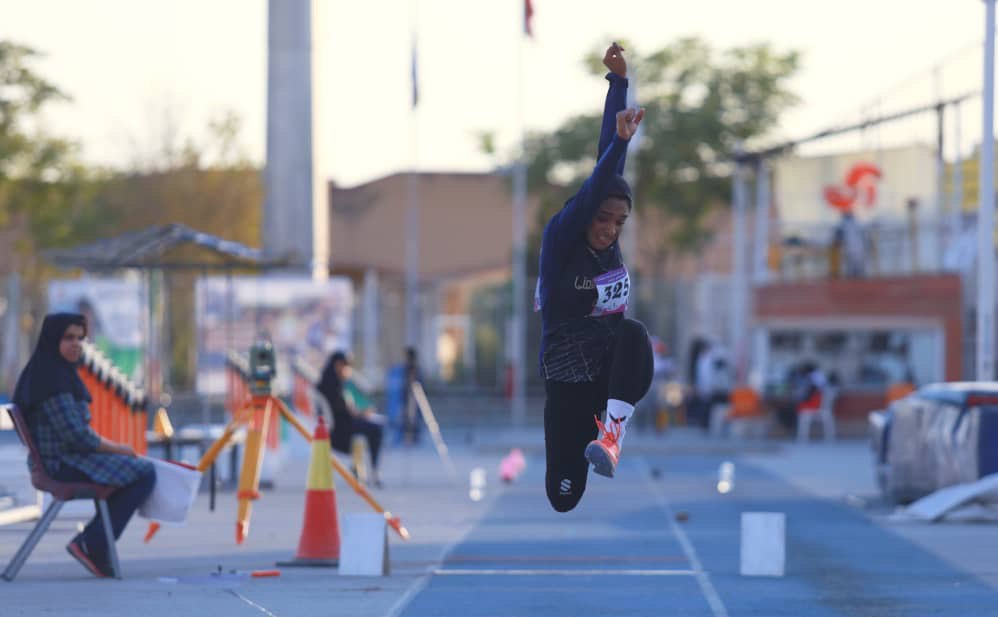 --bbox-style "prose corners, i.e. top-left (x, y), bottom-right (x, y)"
top-left (869, 382), bottom-right (998, 504)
